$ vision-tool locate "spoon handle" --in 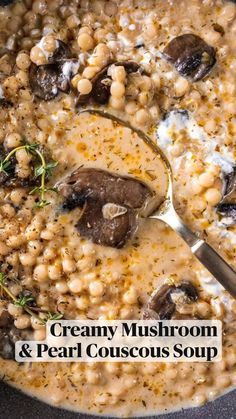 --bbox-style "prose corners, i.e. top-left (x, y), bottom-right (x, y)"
top-left (151, 206), bottom-right (236, 299)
